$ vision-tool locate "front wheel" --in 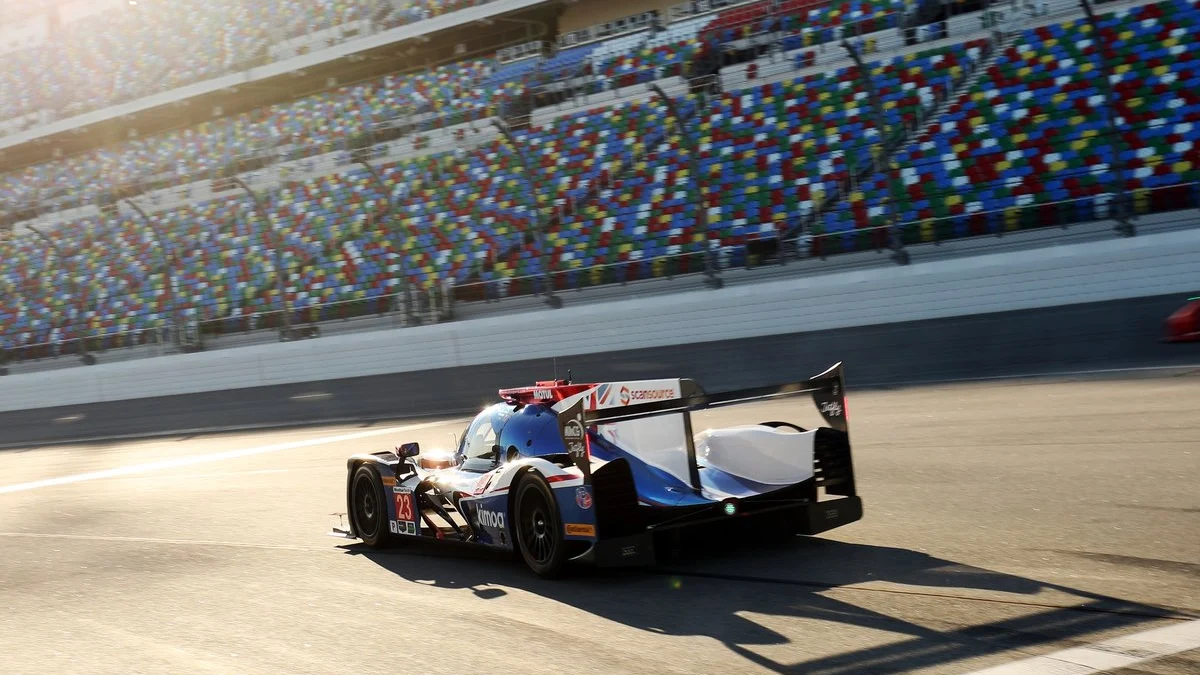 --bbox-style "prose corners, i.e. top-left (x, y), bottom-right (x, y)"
top-left (514, 473), bottom-right (568, 578)
top-left (351, 464), bottom-right (389, 548)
